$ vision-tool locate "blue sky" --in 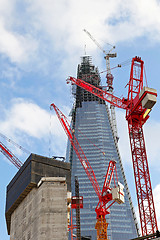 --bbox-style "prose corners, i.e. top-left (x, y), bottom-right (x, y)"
top-left (1, 0), bottom-right (160, 239)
